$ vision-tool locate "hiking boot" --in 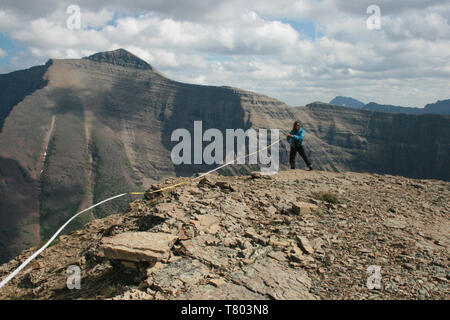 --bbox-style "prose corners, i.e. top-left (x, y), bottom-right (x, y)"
top-left (307, 165), bottom-right (313, 171)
